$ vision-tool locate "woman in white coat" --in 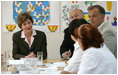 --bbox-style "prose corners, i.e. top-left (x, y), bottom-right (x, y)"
top-left (61, 24), bottom-right (117, 74)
